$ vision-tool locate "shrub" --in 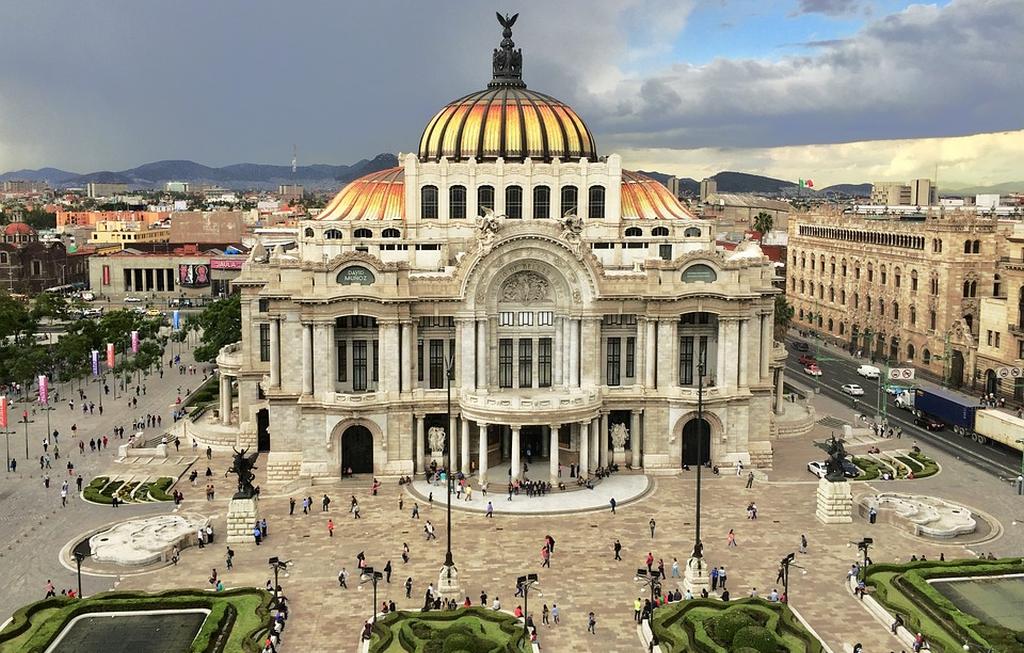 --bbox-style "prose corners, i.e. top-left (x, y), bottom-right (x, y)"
top-left (731, 624), bottom-right (779, 652)
top-left (149, 477), bottom-right (174, 501)
top-left (712, 610), bottom-right (756, 644)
